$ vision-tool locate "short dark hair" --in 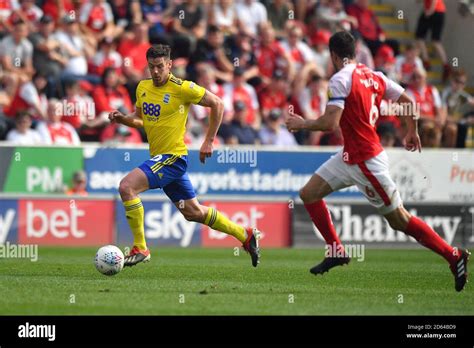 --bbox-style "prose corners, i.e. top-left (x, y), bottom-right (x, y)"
top-left (146, 45), bottom-right (171, 61)
top-left (329, 31), bottom-right (356, 60)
